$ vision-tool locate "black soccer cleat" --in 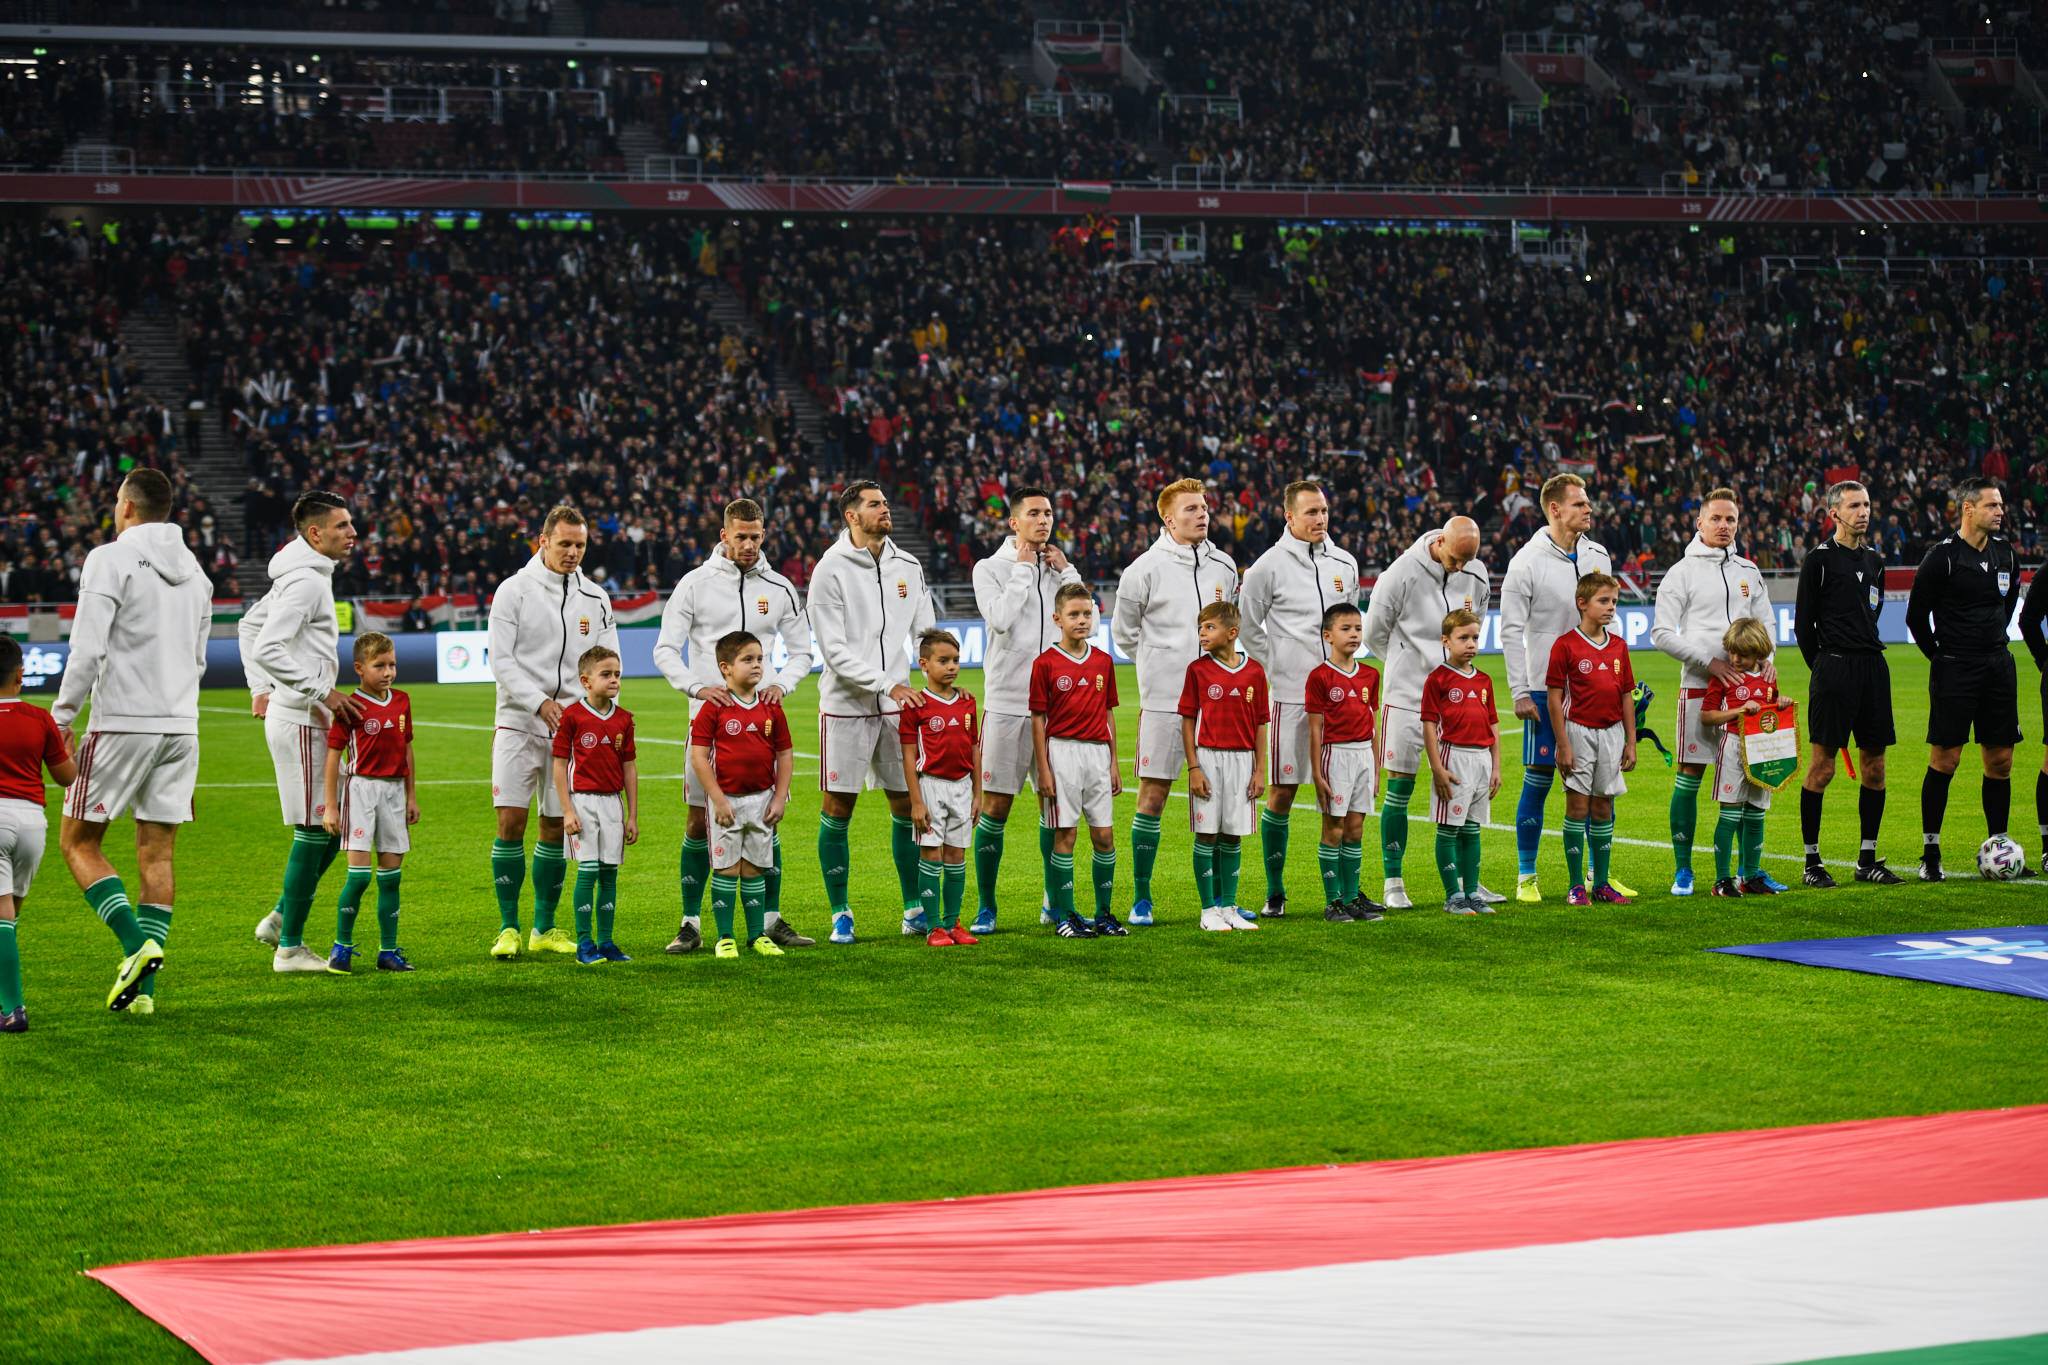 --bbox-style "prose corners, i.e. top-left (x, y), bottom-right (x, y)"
top-left (0, 1006), bottom-right (25, 1034)
top-left (1740, 876), bottom-right (1779, 897)
top-left (1054, 914), bottom-right (1096, 939)
top-left (1711, 877), bottom-right (1745, 898)
top-left (1803, 865), bottom-right (1838, 889)
top-left (1322, 900), bottom-right (1355, 923)
top-left (1855, 860), bottom-right (1905, 885)
top-left (1917, 858), bottom-right (1945, 883)
top-left (1261, 894), bottom-right (1287, 919)
top-left (665, 922), bottom-right (702, 954)
top-left (1345, 892), bottom-right (1387, 921)
top-left (1092, 912), bottom-right (1130, 937)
